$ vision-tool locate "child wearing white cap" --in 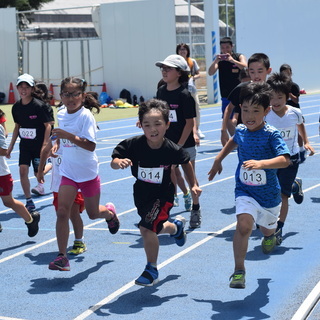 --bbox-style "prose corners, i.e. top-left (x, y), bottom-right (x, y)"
top-left (156, 55), bottom-right (202, 229)
top-left (6, 73), bottom-right (54, 211)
